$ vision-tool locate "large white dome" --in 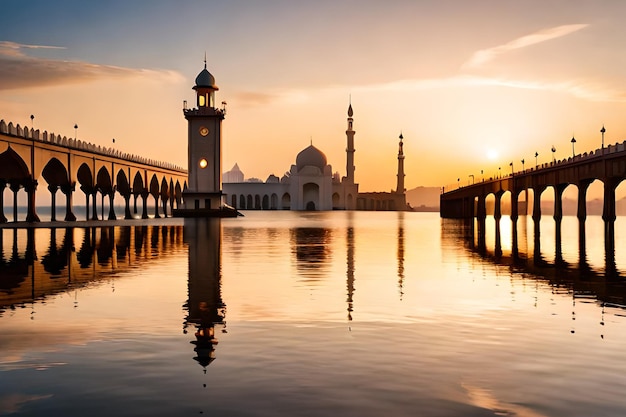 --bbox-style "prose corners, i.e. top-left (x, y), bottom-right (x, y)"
top-left (296, 145), bottom-right (327, 172)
